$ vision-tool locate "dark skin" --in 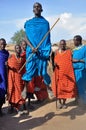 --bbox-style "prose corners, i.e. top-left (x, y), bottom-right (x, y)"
top-left (15, 45), bottom-right (21, 58)
top-left (25, 3), bottom-right (43, 53)
top-left (21, 41), bottom-right (27, 52)
top-left (24, 37), bottom-right (34, 51)
top-left (9, 45), bottom-right (21, 72)
top-left (58, 40), bottom-right (67, 106)
top-left (73, 37), bottom-right (82, 47)
top-left (59, 40), bottom-right (66, 52)
top-left (53, 40), bottom-right (66, 69)
top-left (0, 40), bottom-right (8, 66)
top-left (73, 37), bottom-right (84, 63)
top-left (0, 40), bottom-right (6, 50)
top-left (51, 40), bottom-right (67, 106)
top-left (33, 3), bottom-right (42, 17)
top-left (0, 39), bottom-right (7, 115)
top-left (8, 45), bottom-right (27, 112)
